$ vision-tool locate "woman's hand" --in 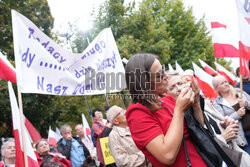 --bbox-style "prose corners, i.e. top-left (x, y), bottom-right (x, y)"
top-left (191, 78), bottom-right (200, 98)
top-left (220, 122), bottom-right (239, 142)
top-left (220, 116), bottom-right (237, 128)
top-left (238, 99), bottom-right (247, 108)
top-left (175, 88), bottom-right (195, 113)
top-left (237, 107), bottom-right (246, 117)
